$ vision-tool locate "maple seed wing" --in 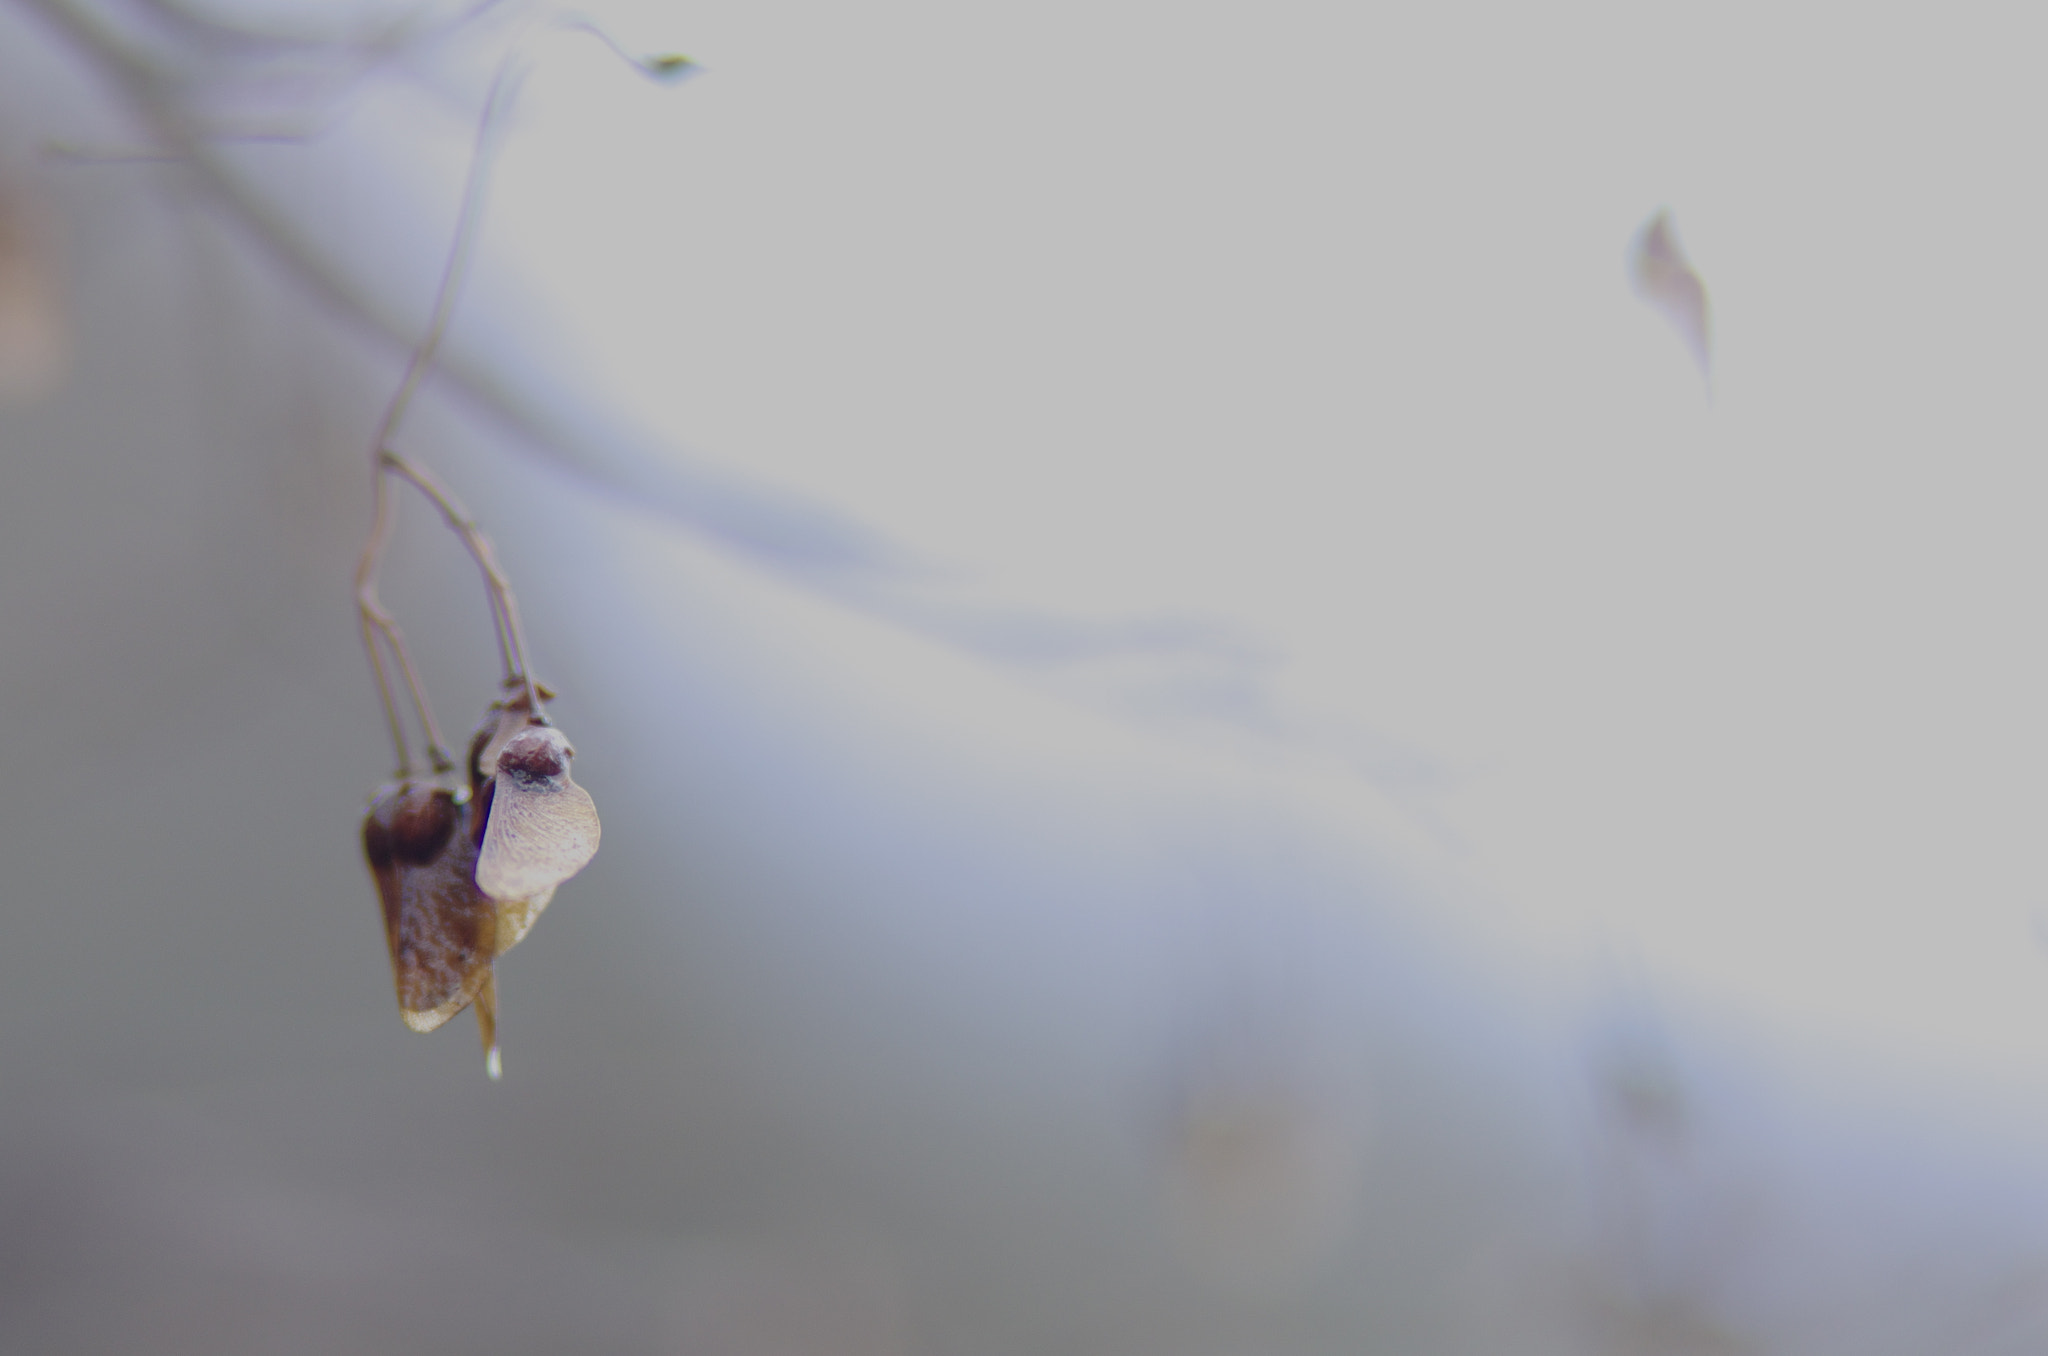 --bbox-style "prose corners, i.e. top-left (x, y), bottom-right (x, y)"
top-left (493, 886), bottom-right (556, 959)
top-left (362, 784), bottom-right (498, 1032)
top-left (475, 727), bottom-right (600, 905)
